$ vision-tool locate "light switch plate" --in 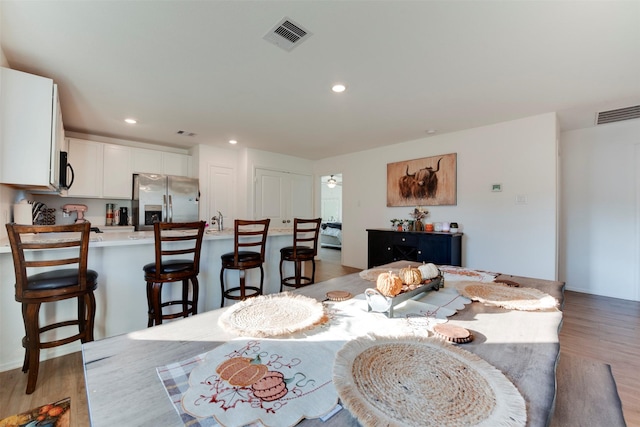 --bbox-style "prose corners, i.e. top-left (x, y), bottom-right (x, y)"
top-left (515, 195), bottom-right (528, 204)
